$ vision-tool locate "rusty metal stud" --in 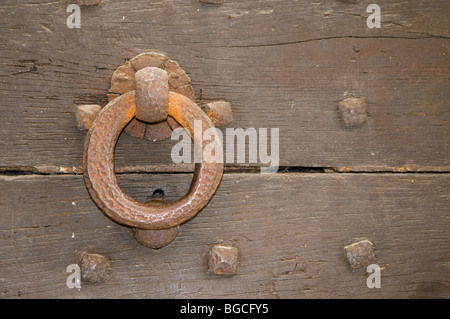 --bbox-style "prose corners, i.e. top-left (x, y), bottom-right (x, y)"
top-left (344, 240), bottom-right (376, 269)
top-left (208, 245), bottom-right (239, 276)
top-left (338, 97), bottom-right (367, 127)
top-left (80, 252), bottom-right (110, 283)
top-left (75, 104), bottom-right (101, 130)
top-left (203, 100), bottom-right (233, 127)
top-left (135, 67), bottom-right (169, 124)
top-left (84, 91), bottom-right (224, 230)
